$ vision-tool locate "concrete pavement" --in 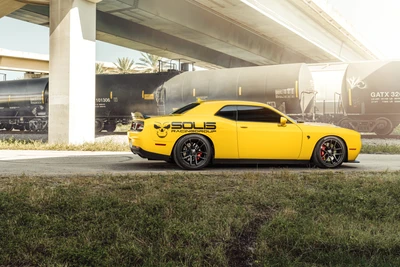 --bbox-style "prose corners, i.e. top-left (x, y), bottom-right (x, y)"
top-left (0, 150), bottom-right (399, 176)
